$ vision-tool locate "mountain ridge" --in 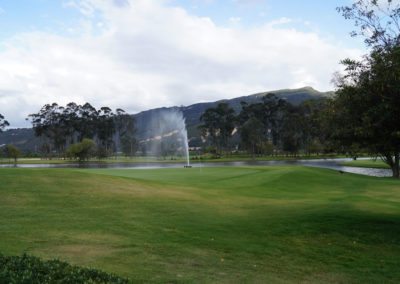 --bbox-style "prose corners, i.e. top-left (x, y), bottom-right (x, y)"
top-left (0, 86), bottom-right (332, 152)
top-left (134, 86), bottom-right (332, 141)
